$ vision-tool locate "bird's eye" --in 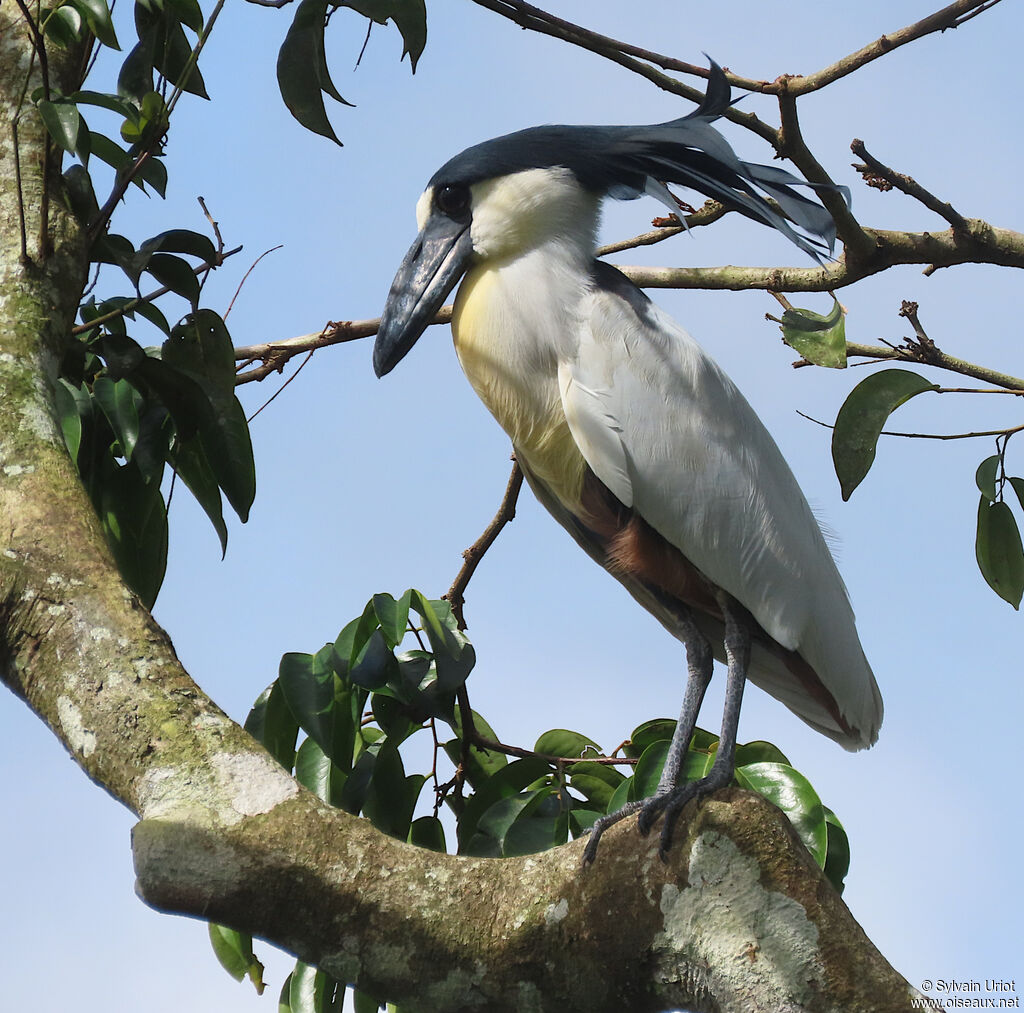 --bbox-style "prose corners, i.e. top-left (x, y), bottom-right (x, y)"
top-left (434, 183), bottom-right (471, 220)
